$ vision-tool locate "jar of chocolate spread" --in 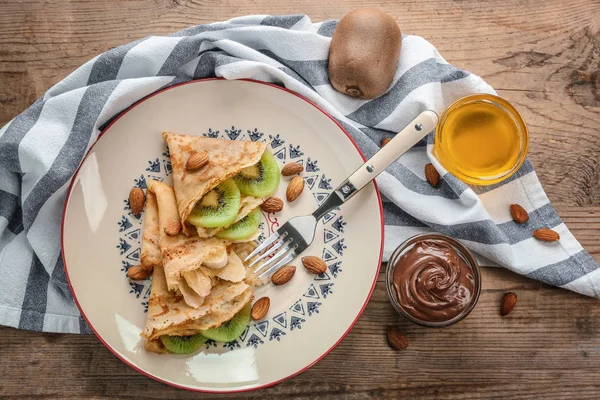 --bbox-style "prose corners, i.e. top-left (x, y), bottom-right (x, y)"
top-left (385, 234), bottom-right (481, 327)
